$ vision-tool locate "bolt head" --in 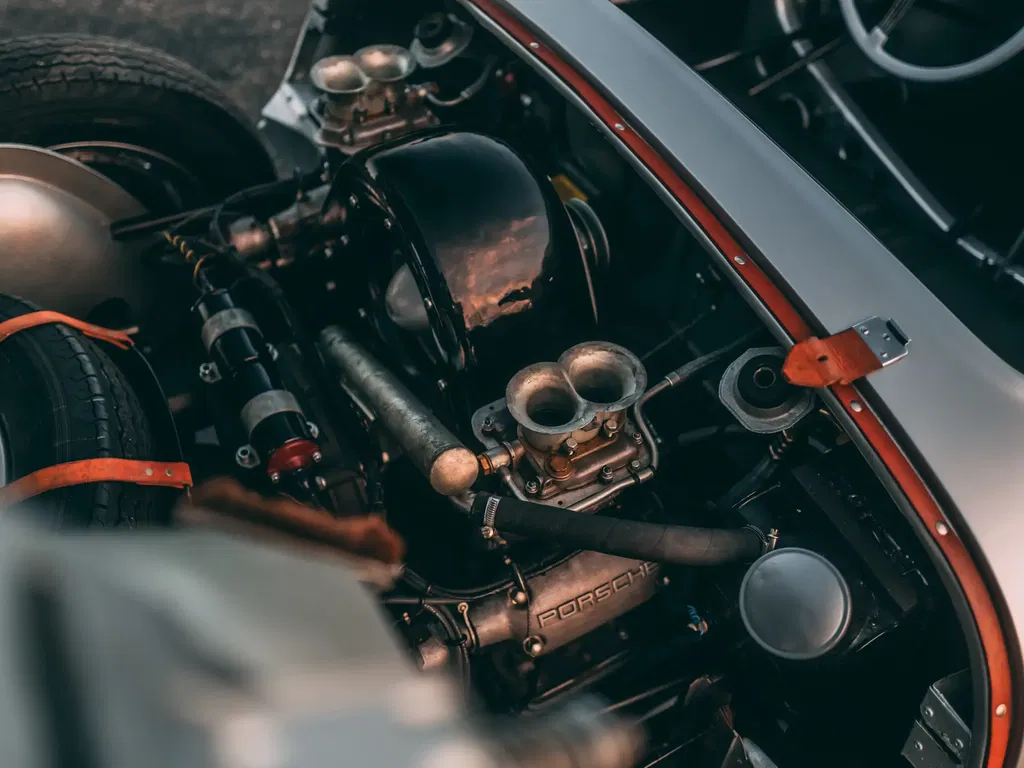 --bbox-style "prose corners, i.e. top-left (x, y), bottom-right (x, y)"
top-left (601, 418), bottom-right (620, 437)
top-left (383, 219), bottom-right (392, 230)
top-left (234, 445), bottom-right (259, 469)
top-left (348, 194), bottom-right (359, 207)
top-left (269, 472), bottom-right (281, 484)
top-left (599, 465), bottom-right (614, 482)
top-left (631, 431), bottom-right (643, 445)
top-left (523, 636), bottom-right (544, 656)
top-left (436, 379), bottom-right (447, 392)
top-left (307, 421), bottom-right (320, 439)
top-left (312, 451), bottom-right (323, 463)
top-left (314, 476), bottom-right (328, 491)
top-left (547, 454), bottom-right (574, 480)
top-left (629, 459), bottom-right (642, 471)
top-left (563, 437), bottom-right (579, 455)
top-left (525, 480), bottom-right (540, 495)
top-left (198, 362), bottom-right (219, 383)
